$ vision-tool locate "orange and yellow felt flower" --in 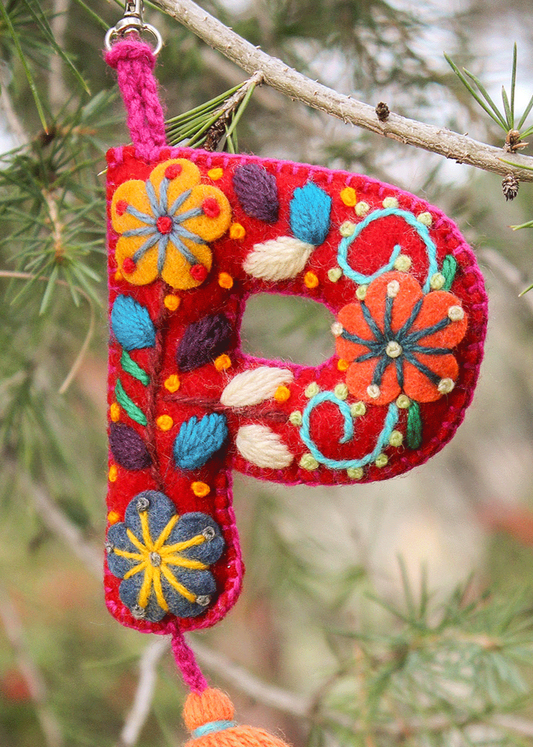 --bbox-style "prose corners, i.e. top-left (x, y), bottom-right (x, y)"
top-left (111, 159), bottom-right (231, 289)
top-left (335, 271), bottom-right (468, 405)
